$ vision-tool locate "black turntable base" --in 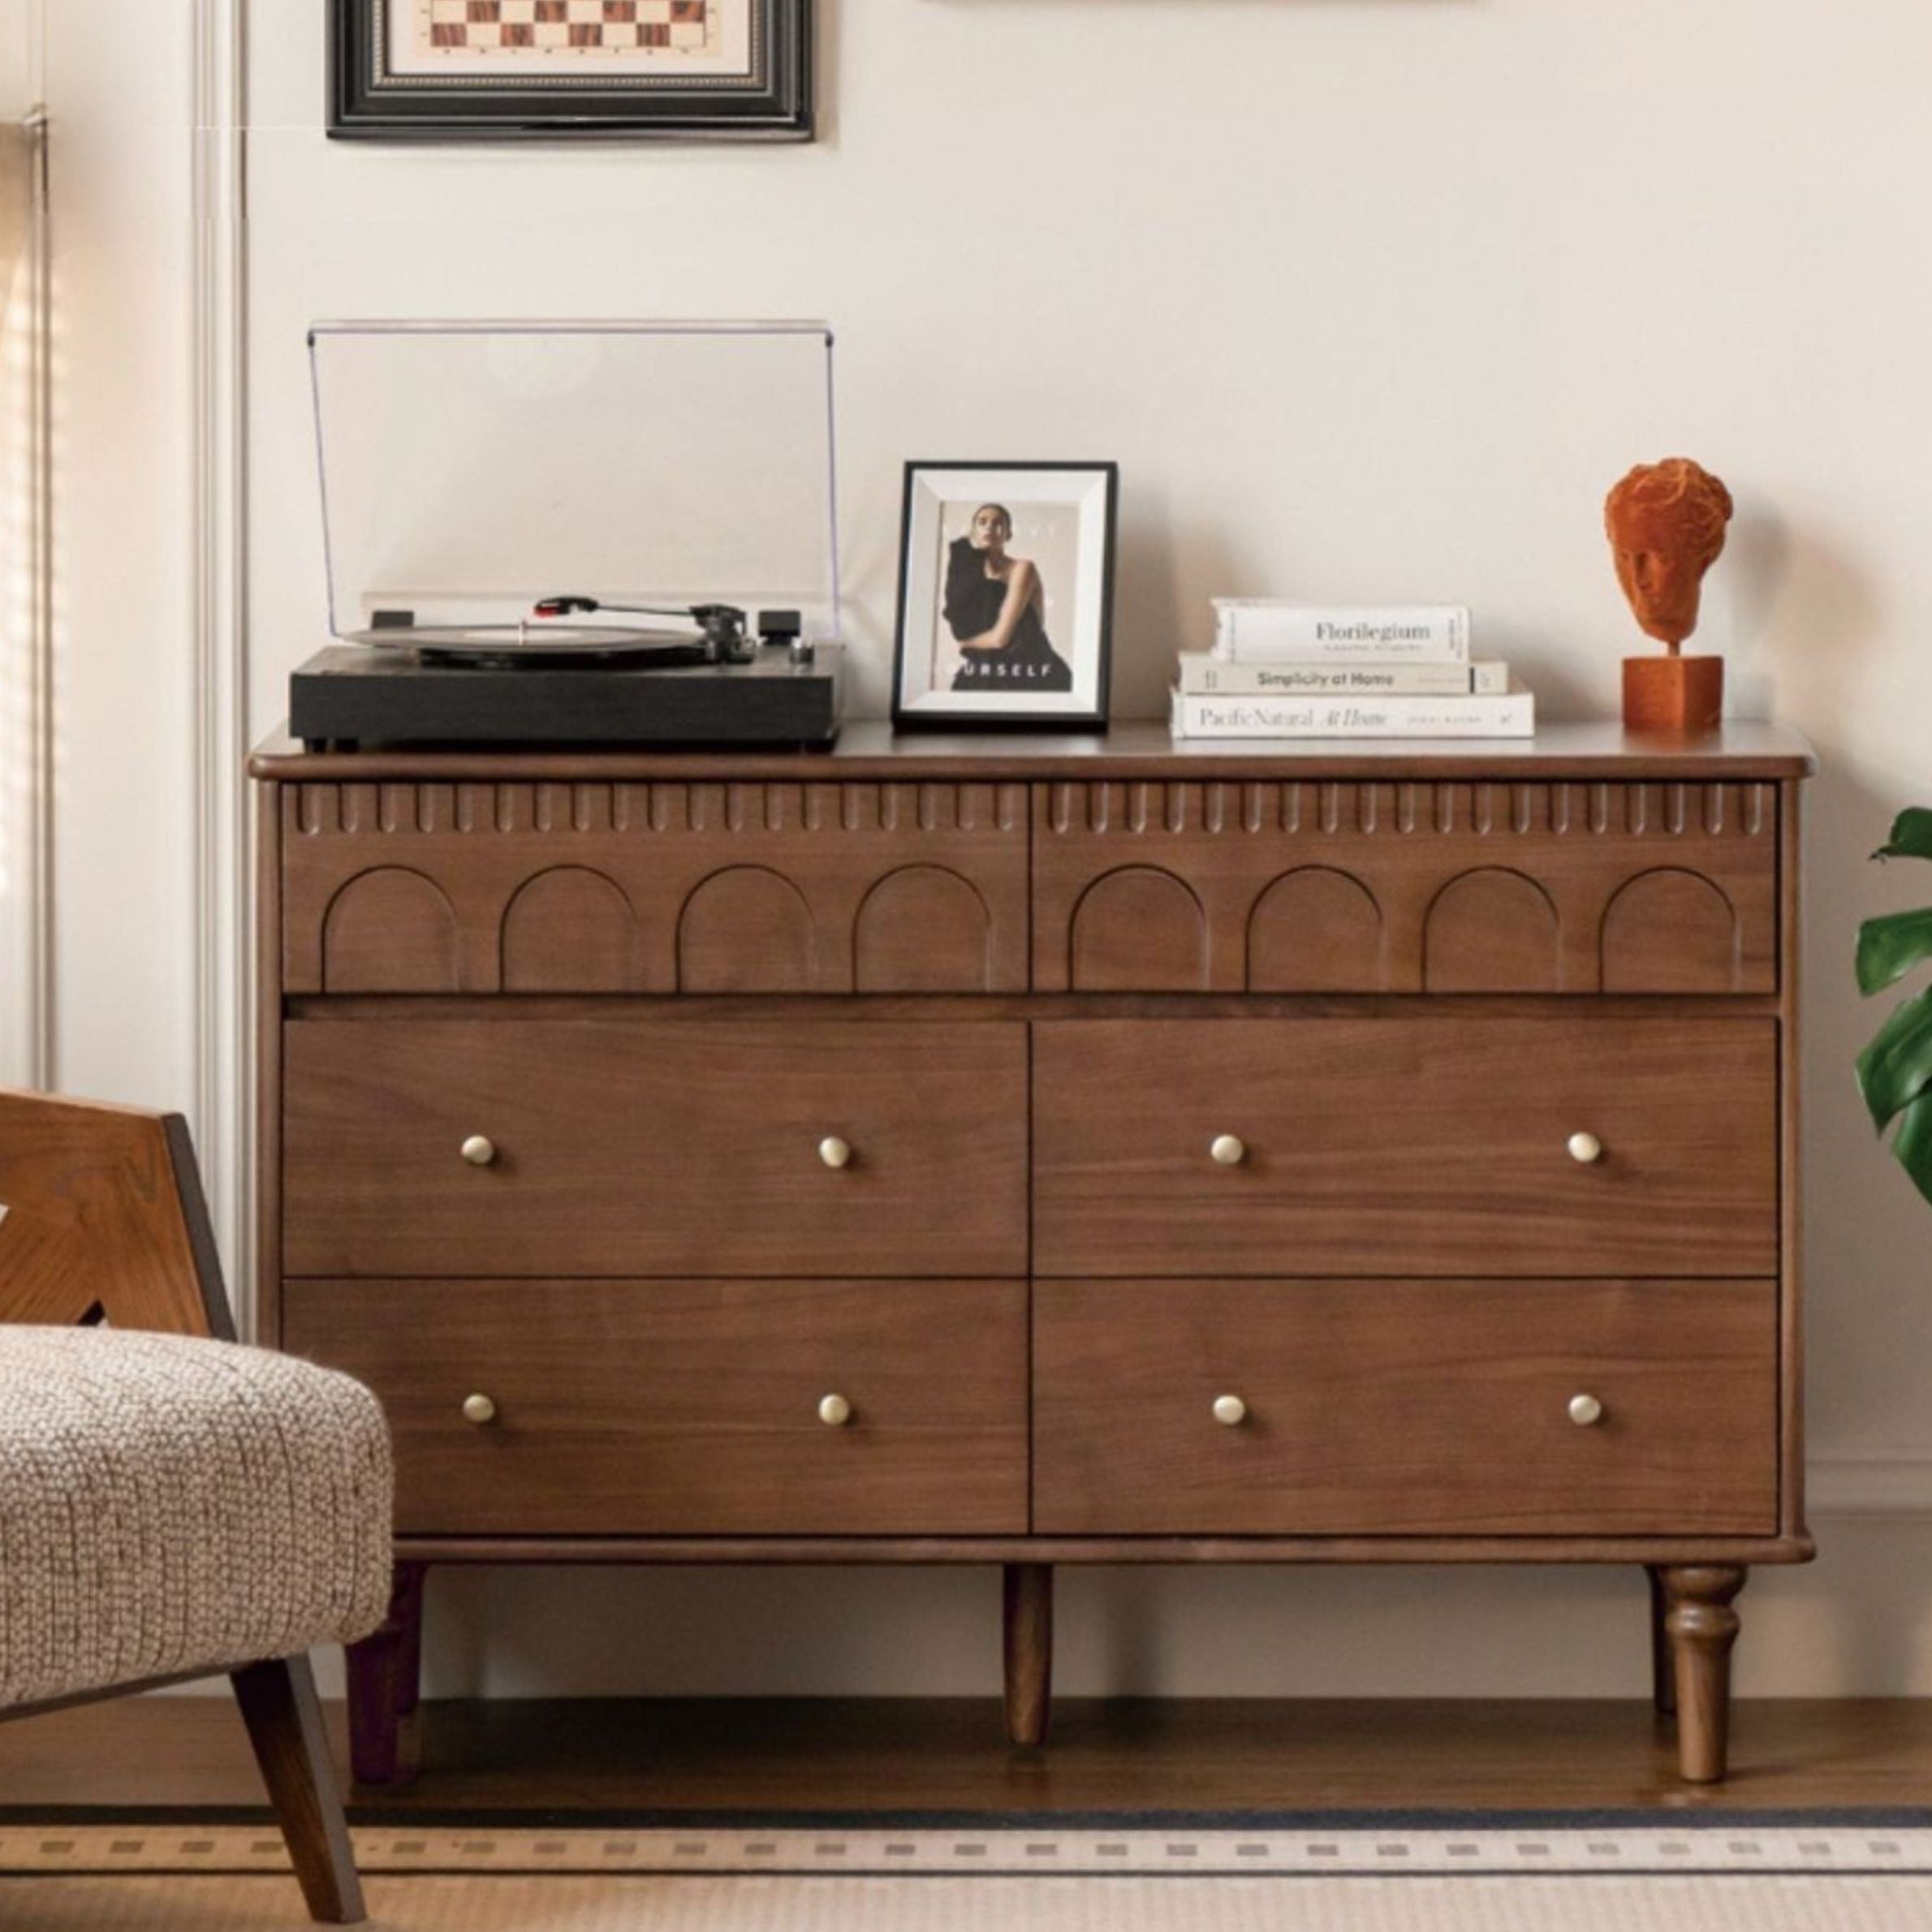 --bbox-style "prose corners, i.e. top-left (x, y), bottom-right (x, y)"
top-left (289, 644), bottom-right (843, 750)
